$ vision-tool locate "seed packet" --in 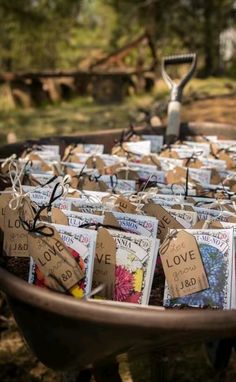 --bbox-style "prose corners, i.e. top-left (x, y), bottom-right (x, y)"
top-left (29, 225), bottom-right (96, 298)
top-left (194, 207), bottom-right (235, 223)
top-left (188, 168), bottom-right (212, 185)
top-left (124, 140), bottom-right (151, 155)
top-left (142, 135), bottom-right (164, 153)
top-left (164, 229), bottom-right (234, 309)
top-left (157, 157), bottom-right (183, 171)
top-left (167, 208), bottom-right (198, 228)
top-left (83, 144), bottom-right (104, 155)
top-left (64, 210), bottom-right (104, 227)
top-left (108, 229), bottom-right (159, 305)
top-left (99, 175), bottom-right (136, 193)
top-left (105, 211), bottom-right (158, 238)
